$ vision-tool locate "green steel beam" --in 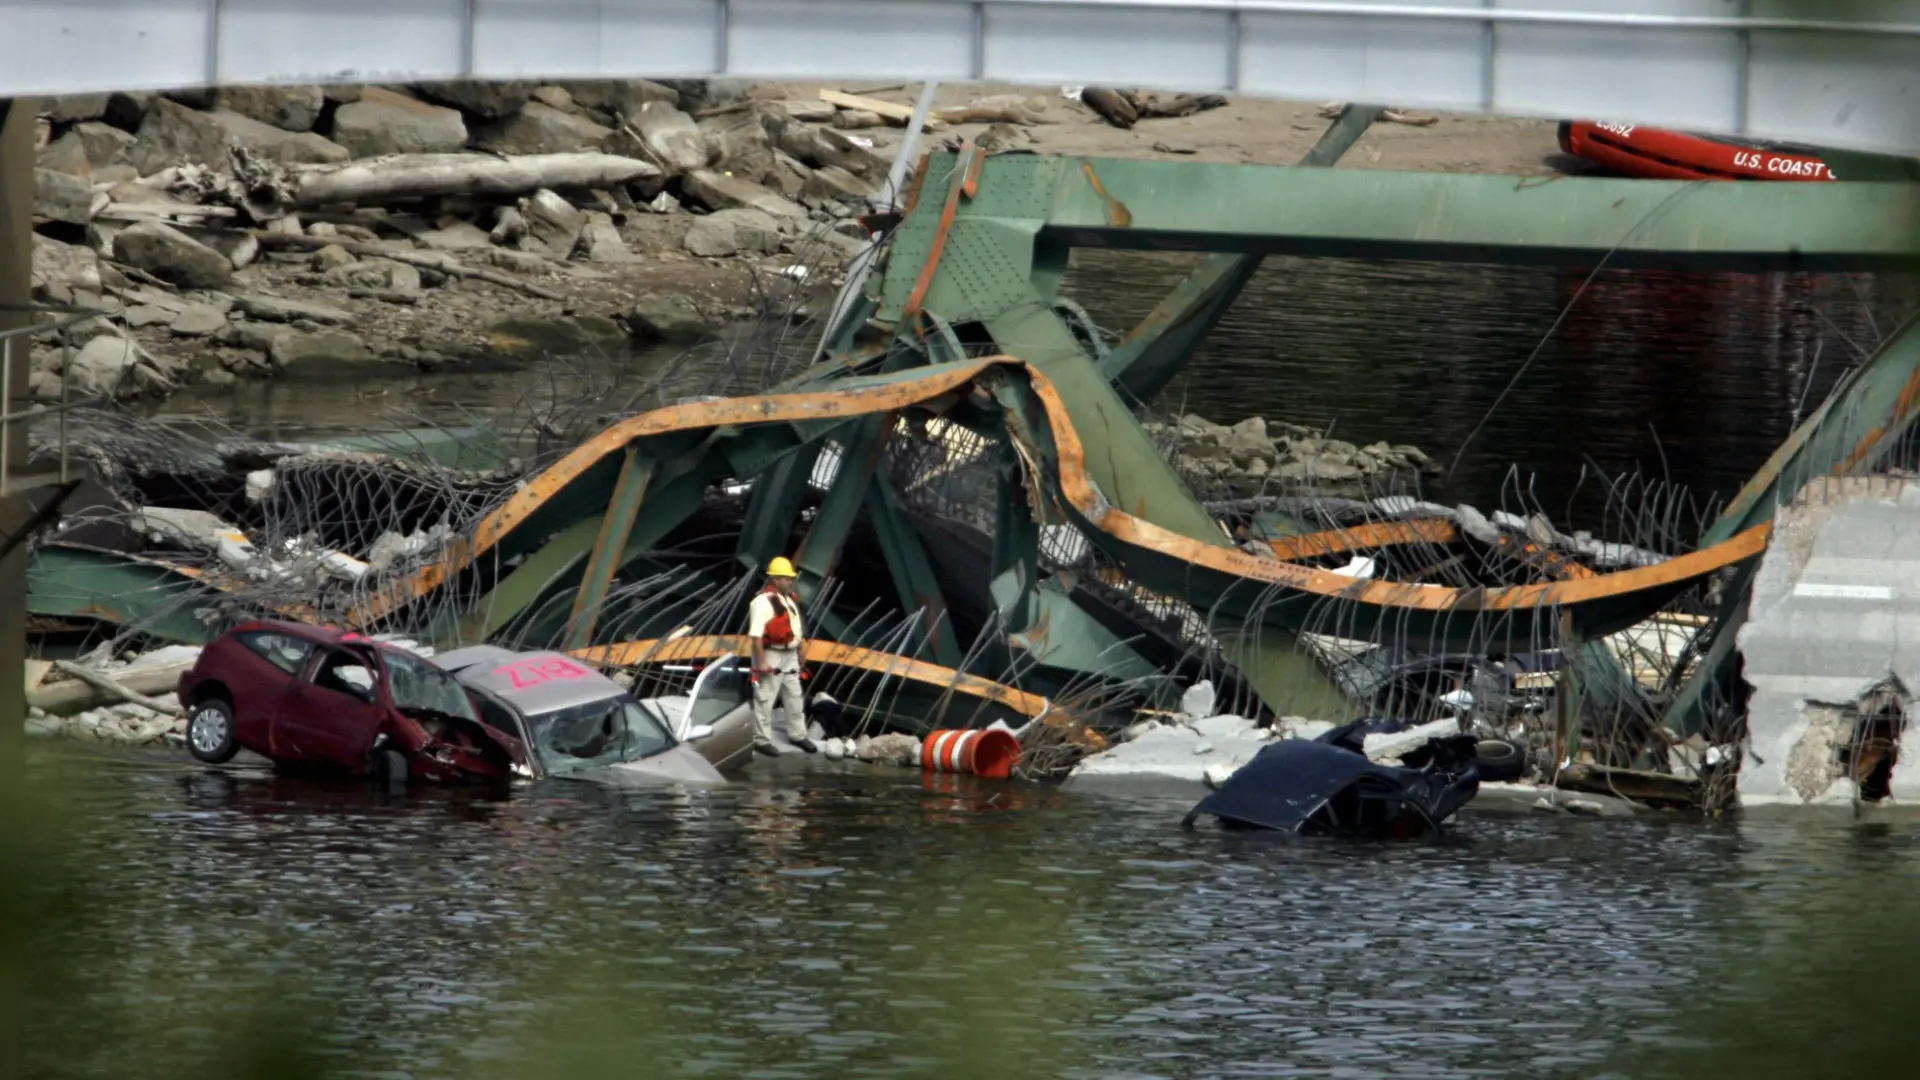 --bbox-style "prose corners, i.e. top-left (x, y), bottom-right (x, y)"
top-left (793, 413), bottom-right (893, 601)
top-left (989, 443), bottom-right (1040, 634)
top-left (1099, 252), bottom-right (1266, 404)
top-left (984, 302), bottom-right (1229, 548)
top-left (734, 446), bottom-right (822, 579)
top-left (1101, 104), bottom-right (1381, 402)
top-left (565, 445), bottom-right (654, 652)
top-left (883, 153), bottom-right (1920, 278)
top-left (864, 474), bottom-right (960, 667)
top-left (995, 577), bottom-right (1163, 684)
top-left (26, 546), bottom-right (224, 645)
